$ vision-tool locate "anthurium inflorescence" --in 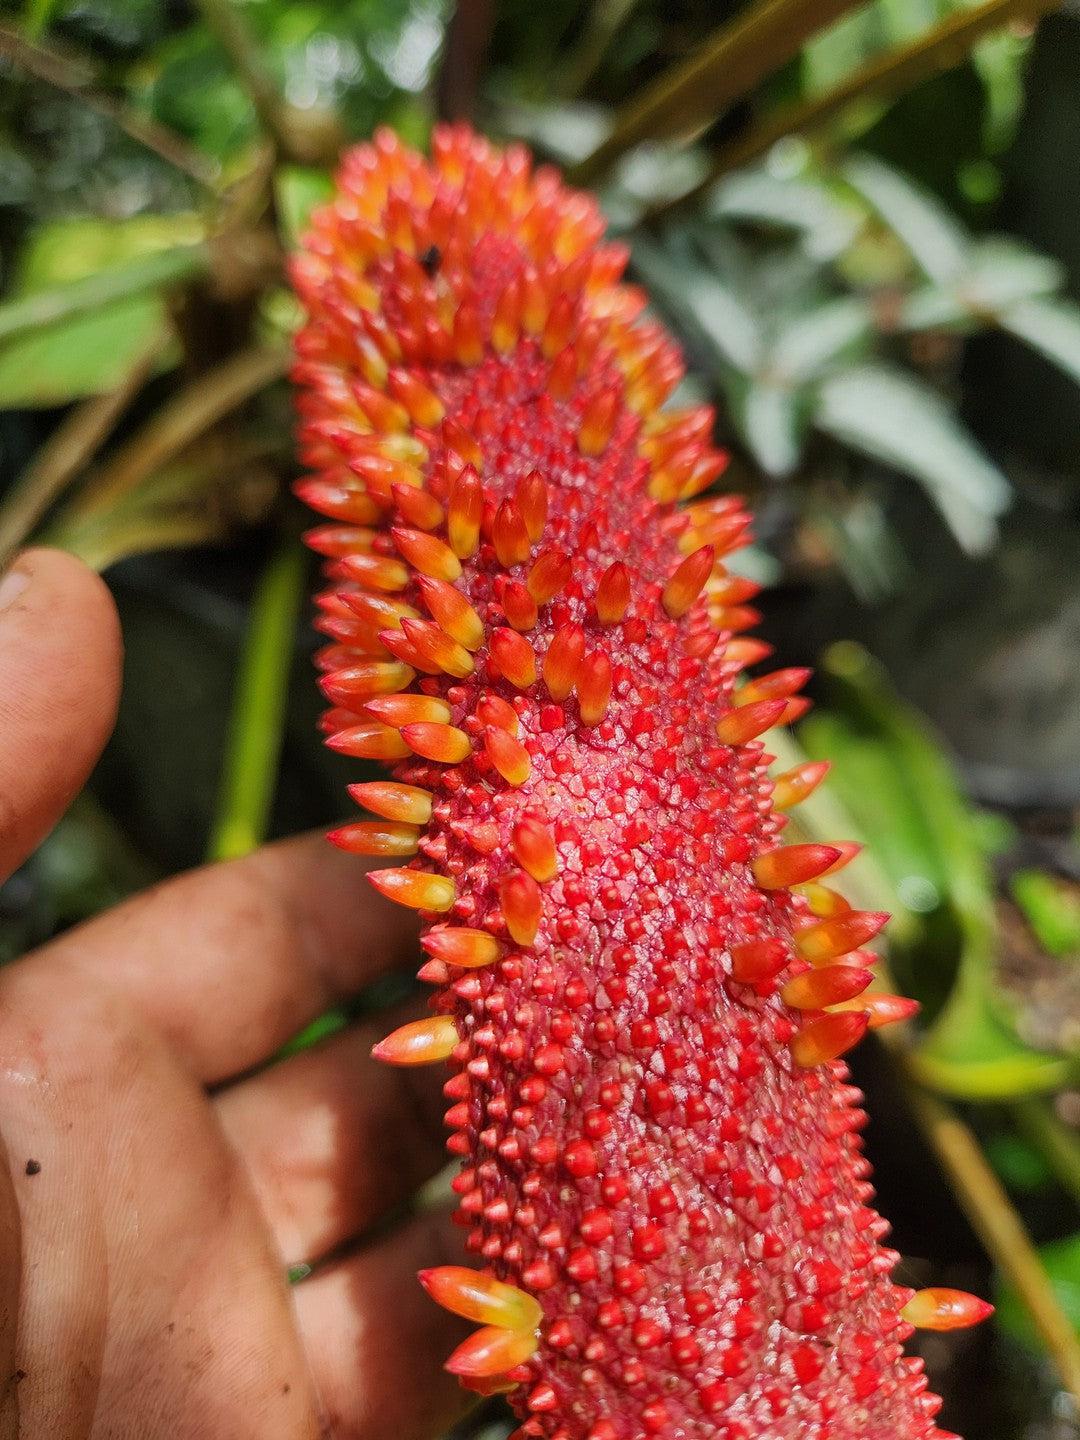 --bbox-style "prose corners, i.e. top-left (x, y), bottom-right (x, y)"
top-left (291, 123), bottom-right (990, 1440)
